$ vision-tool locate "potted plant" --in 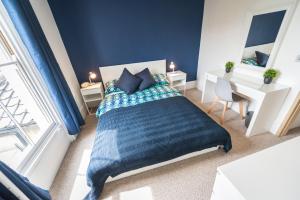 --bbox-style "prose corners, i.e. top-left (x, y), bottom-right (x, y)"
top-left (225, 61), bottom-right (234, 73)
top-left (263, 69), bottom-right (278, 84)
